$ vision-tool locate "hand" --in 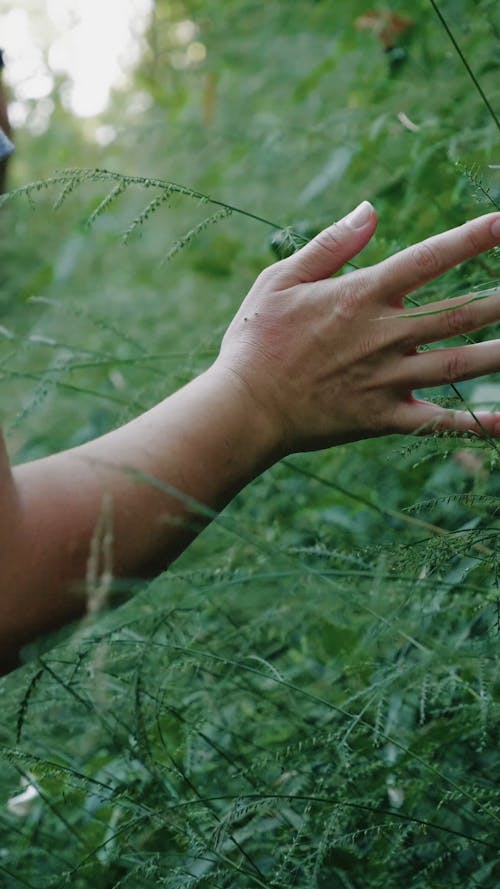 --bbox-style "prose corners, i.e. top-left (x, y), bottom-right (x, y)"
top-left (215, 202), bottom-right (500, 455)
top-left (3, 202), bottom-right (500, 667)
